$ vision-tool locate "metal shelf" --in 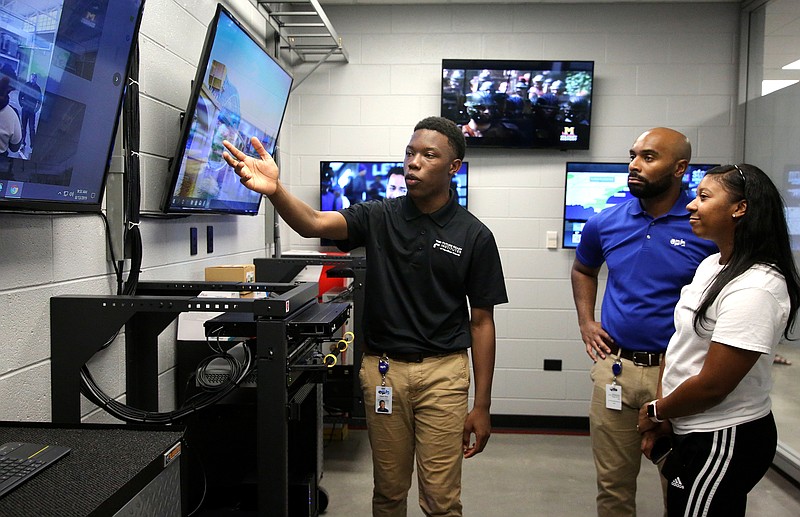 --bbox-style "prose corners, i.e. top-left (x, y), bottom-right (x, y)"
top-left (256, 0), bottom-right (349, 64)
